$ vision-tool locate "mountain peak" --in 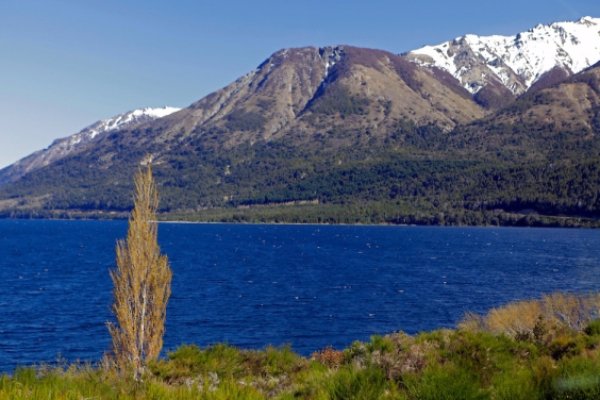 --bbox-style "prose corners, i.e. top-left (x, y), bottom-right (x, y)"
top-left (406, 16), bottom-right (600, 98)
top-left (576, 15), bottom-right (598, 24)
